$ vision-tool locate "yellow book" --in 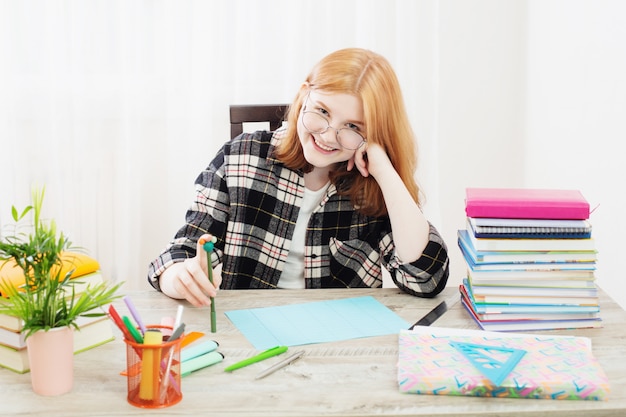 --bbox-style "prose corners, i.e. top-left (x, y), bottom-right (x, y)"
top-left (0, 251), bottom-right (100, 297)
